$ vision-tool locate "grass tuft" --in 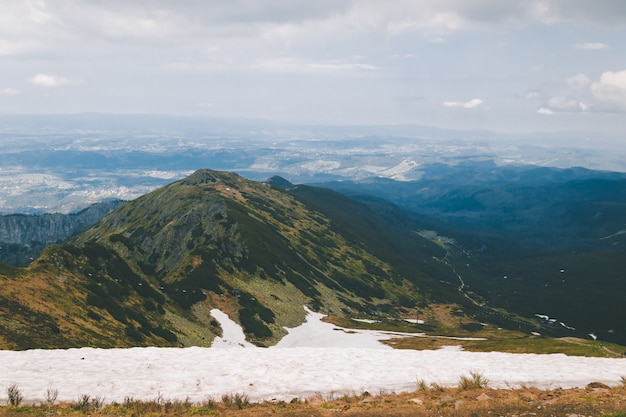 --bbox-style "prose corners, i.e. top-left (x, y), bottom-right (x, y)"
top-left (221, 393), bottom-right (249, 410)
top-left (6, 384), bottom-right (23, 407)
top-left (429, 382), bottom-right (445, 392)
top-left (72, 394), bottom-right (105, 414)
top-left (458, 370), bottom-right (489, 390)
top-left (416, 379), bottom-right (428, 391)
